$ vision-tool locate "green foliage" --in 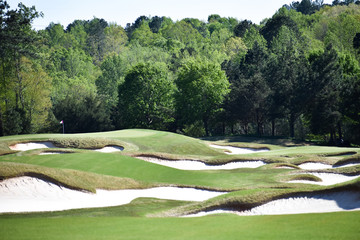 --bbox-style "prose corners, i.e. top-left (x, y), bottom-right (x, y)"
top-left (161, 20), bottom-right (204, 47)
top-left (53, 91), bottom-right (113, 133)
top-left (176, 59), bottom-right (230, 136)
top-left (48, 47), bottom-right (98, 104)
top-left (130, 22), bottom-right (163, 47)
top-left (260, 10), bottom-right (300, 44)
top-left (288, 0), bottom-right (323, 15)
top-left (117, 62), bottom-right (175, 130)
top-left (234, 20), bottom-right (254, 38)
top-left (1, 1), bottom-right (360, 143)
top-left (18, 57), bottom-right (52, 132)
top-left (182, 121), bottom-right (206, 137)
top-left (96, 55), bottom-right (125, 110)
top-left (103, 23), bottom-right (128, 56)
top-left (224, 42), bottom-right (270, 136)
